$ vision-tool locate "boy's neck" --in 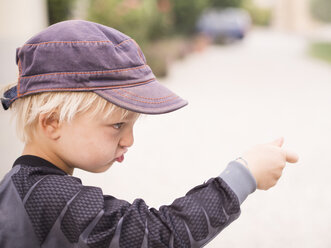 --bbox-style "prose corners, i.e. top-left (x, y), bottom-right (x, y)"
top-left (22, 143), bottom-right (74, 175)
